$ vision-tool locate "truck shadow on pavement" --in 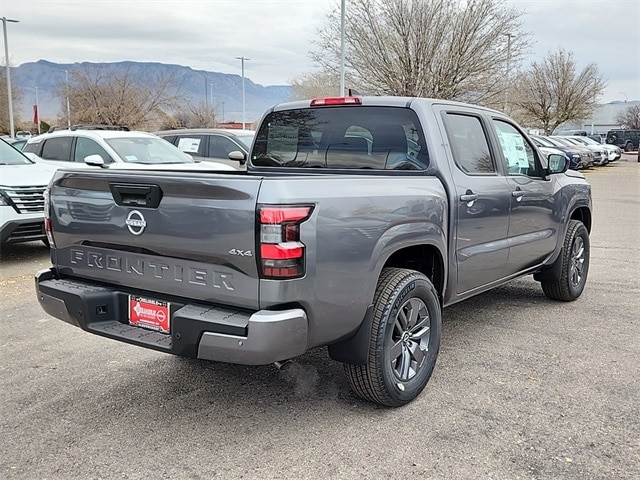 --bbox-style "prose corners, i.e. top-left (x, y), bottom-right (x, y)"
top-left (85, 277), bottom-right (555, 418)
